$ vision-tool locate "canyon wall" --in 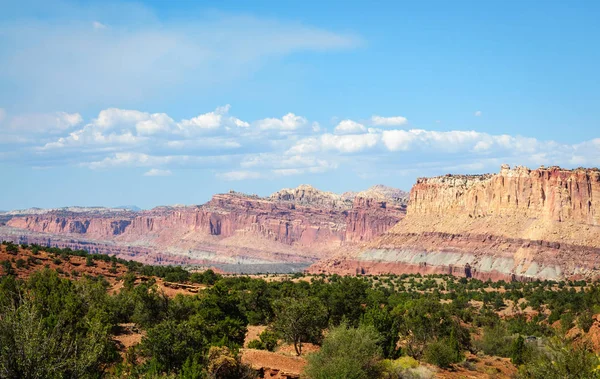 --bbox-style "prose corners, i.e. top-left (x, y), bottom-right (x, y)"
top-left (311, 165), bottom-right (600, 281)
top-left (0, 185), bottom-right (407, 267)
